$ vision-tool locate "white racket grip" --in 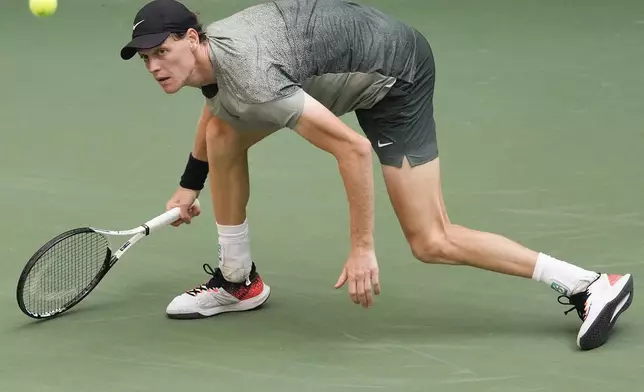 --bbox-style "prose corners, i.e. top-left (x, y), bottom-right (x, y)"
top-left (143, 199), bottom-right (201, 233)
